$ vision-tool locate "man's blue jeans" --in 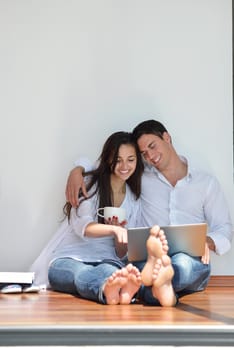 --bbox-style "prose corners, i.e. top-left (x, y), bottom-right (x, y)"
top-left (133, 252), bottom-right (211, 305)
top-left (171, 252), bottom-right (211, 295)
top-left (48, 258), bottom-right (121, 304)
